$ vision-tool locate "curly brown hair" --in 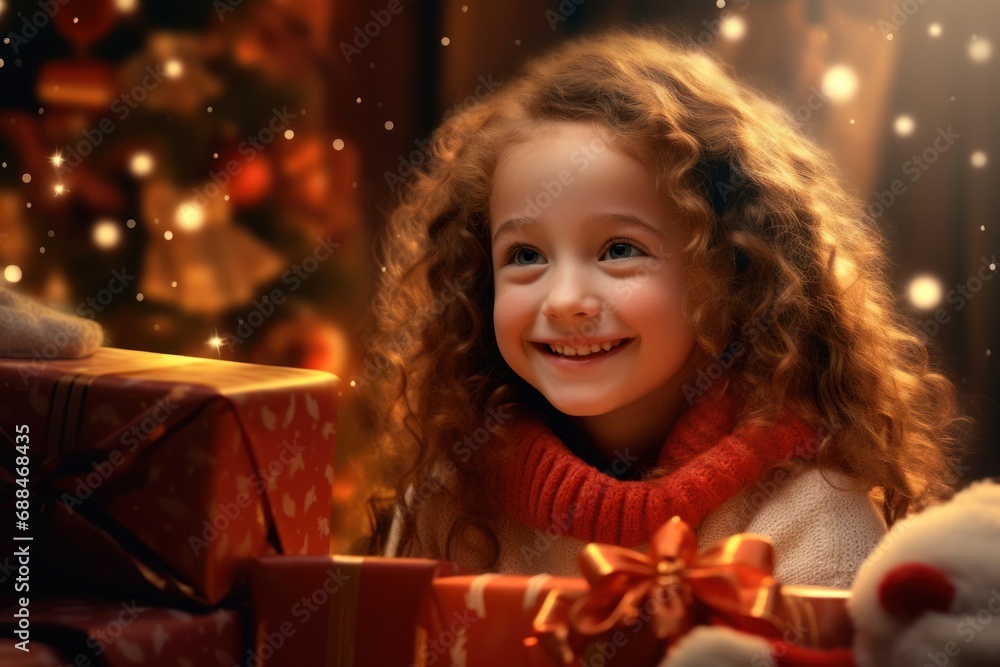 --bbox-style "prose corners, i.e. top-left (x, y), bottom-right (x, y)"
top-left (360, 25), bottom-right (967, 565)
